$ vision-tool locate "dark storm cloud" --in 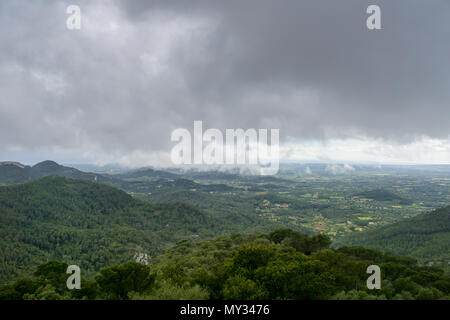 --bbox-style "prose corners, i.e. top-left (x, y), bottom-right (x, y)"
top-left (117, 0), bottom-right (450, 140)
top-left (0, 0), bottom-right (449, 163)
